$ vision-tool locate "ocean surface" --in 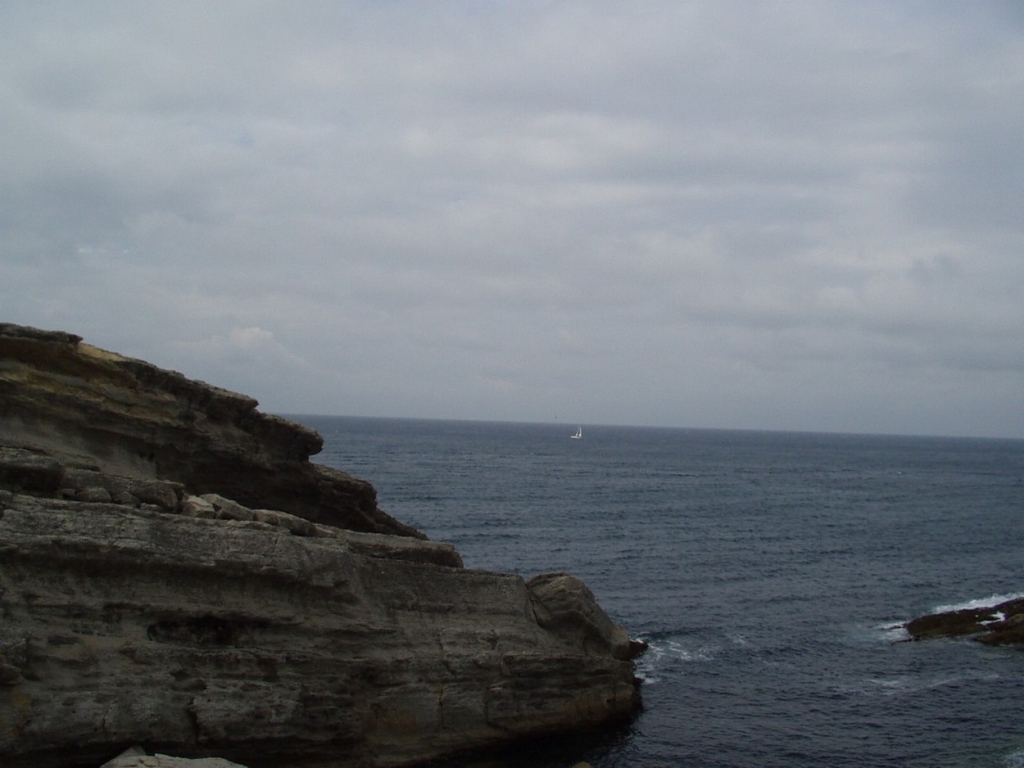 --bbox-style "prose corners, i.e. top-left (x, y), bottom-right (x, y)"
top-left (293, 416), bottom-right (1024, 767)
